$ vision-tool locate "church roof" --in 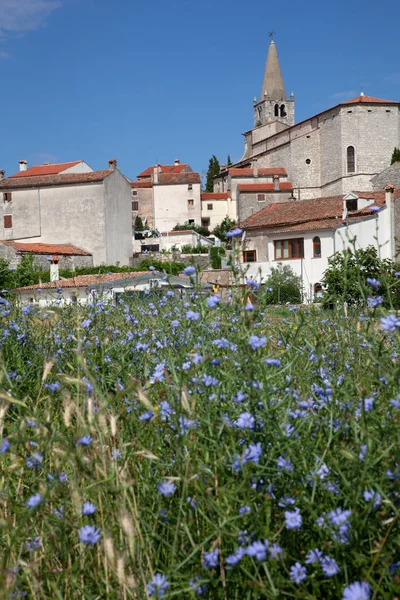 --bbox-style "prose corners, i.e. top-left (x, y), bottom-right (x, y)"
top-left (342, 95), bottom-right (399, 104)
top-left (260, 40), bottom-right (286, 102)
